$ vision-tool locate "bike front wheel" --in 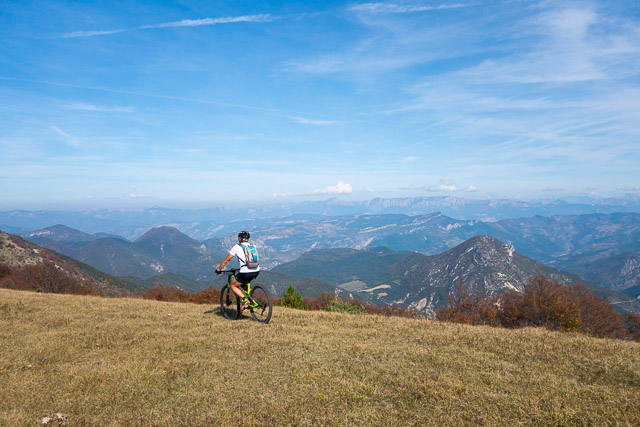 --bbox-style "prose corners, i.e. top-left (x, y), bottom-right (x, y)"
top-left (220, 285), bottom-right (240, 320)
top-left (249, 285), bottom-right (272, 324)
